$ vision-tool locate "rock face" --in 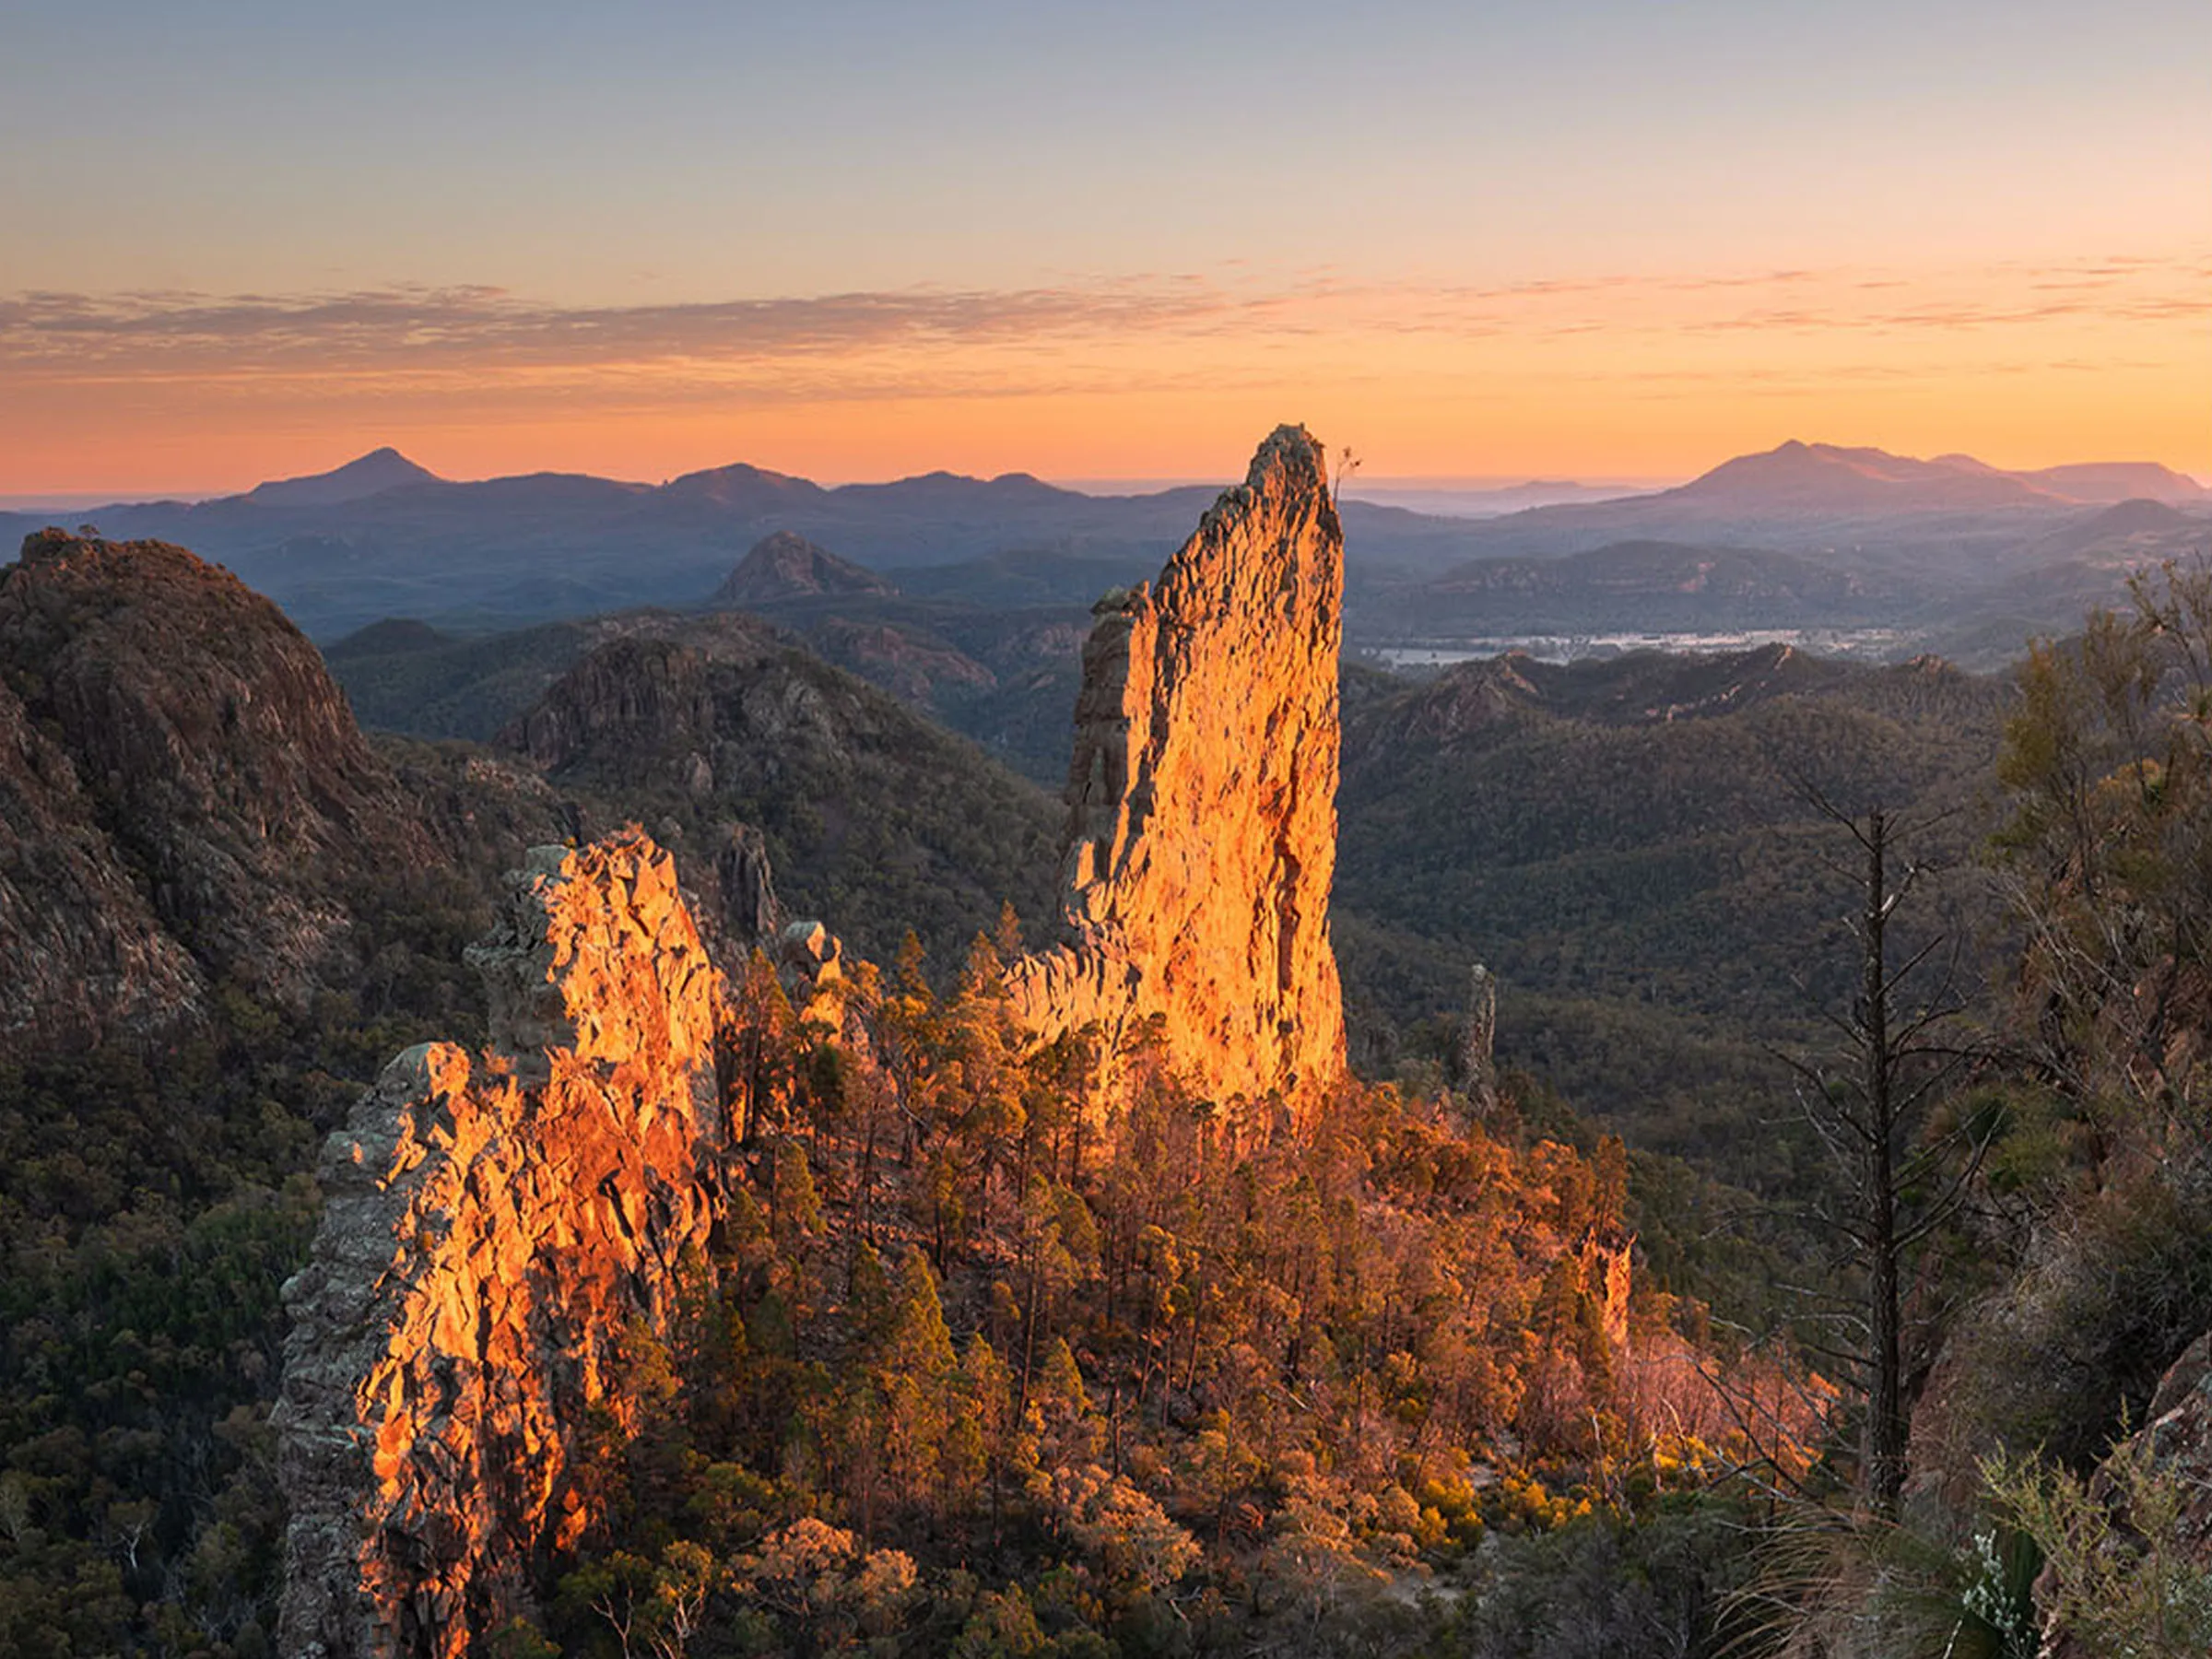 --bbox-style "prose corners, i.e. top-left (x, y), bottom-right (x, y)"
top-left (0, 530), bottom-right (437, 1053)
top-left (274, 831), bottom-right (726, 1658)
top-left (709, 529), bottom-right (895, 606)
top-left (1010, 426), bottom-right (1347, 1124)
top-left (0, 676), bottom-right (203, 1049)
top-left (718, 821), bottom-right (782, 944)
